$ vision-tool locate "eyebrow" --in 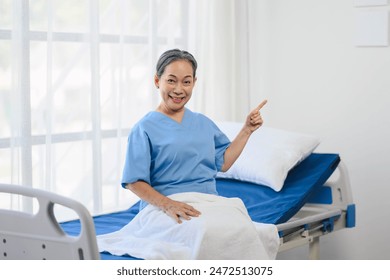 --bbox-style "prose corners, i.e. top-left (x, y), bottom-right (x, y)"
top-left (167, 74), bottom-right (193, 79)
